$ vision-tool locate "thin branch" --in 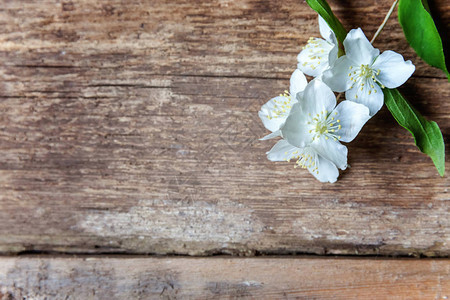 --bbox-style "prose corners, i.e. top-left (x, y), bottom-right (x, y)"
top-left (370, 0), bottom-right (399, 44)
